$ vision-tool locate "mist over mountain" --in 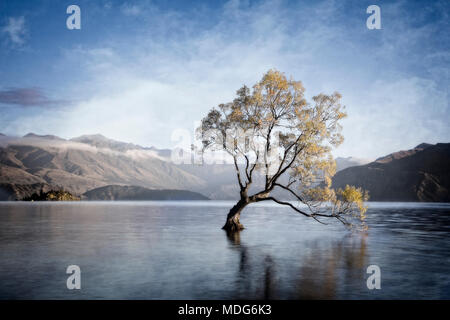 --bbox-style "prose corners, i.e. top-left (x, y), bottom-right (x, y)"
top-left (23, 133), bottom-right (64, 141)
top-left (1, 133), bottom-right (448, 202)
top-left (335, 157), bottom-right (372, 171)
top-left (0, 133), bottom-right (276, 200)
top-left (332, 143), bottom-right (450, 202)
top-left (0, 133), bottom-right (206, 199)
